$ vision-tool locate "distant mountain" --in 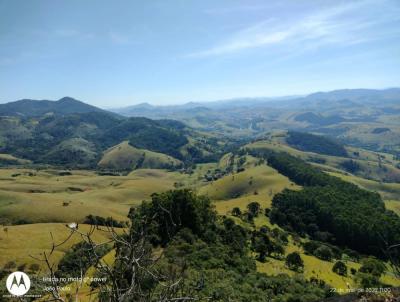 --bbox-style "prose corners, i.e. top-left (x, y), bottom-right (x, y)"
top-left (107, 88), bottom-right (400, 154)
top-left (110, 96), bottom-right (300, 117)
top-left (112, 88), bottom-right (400, 117)
top-left (305, 88), bottom-right (400, 103)
top-left (0, 97), bottom-right (109, 117)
